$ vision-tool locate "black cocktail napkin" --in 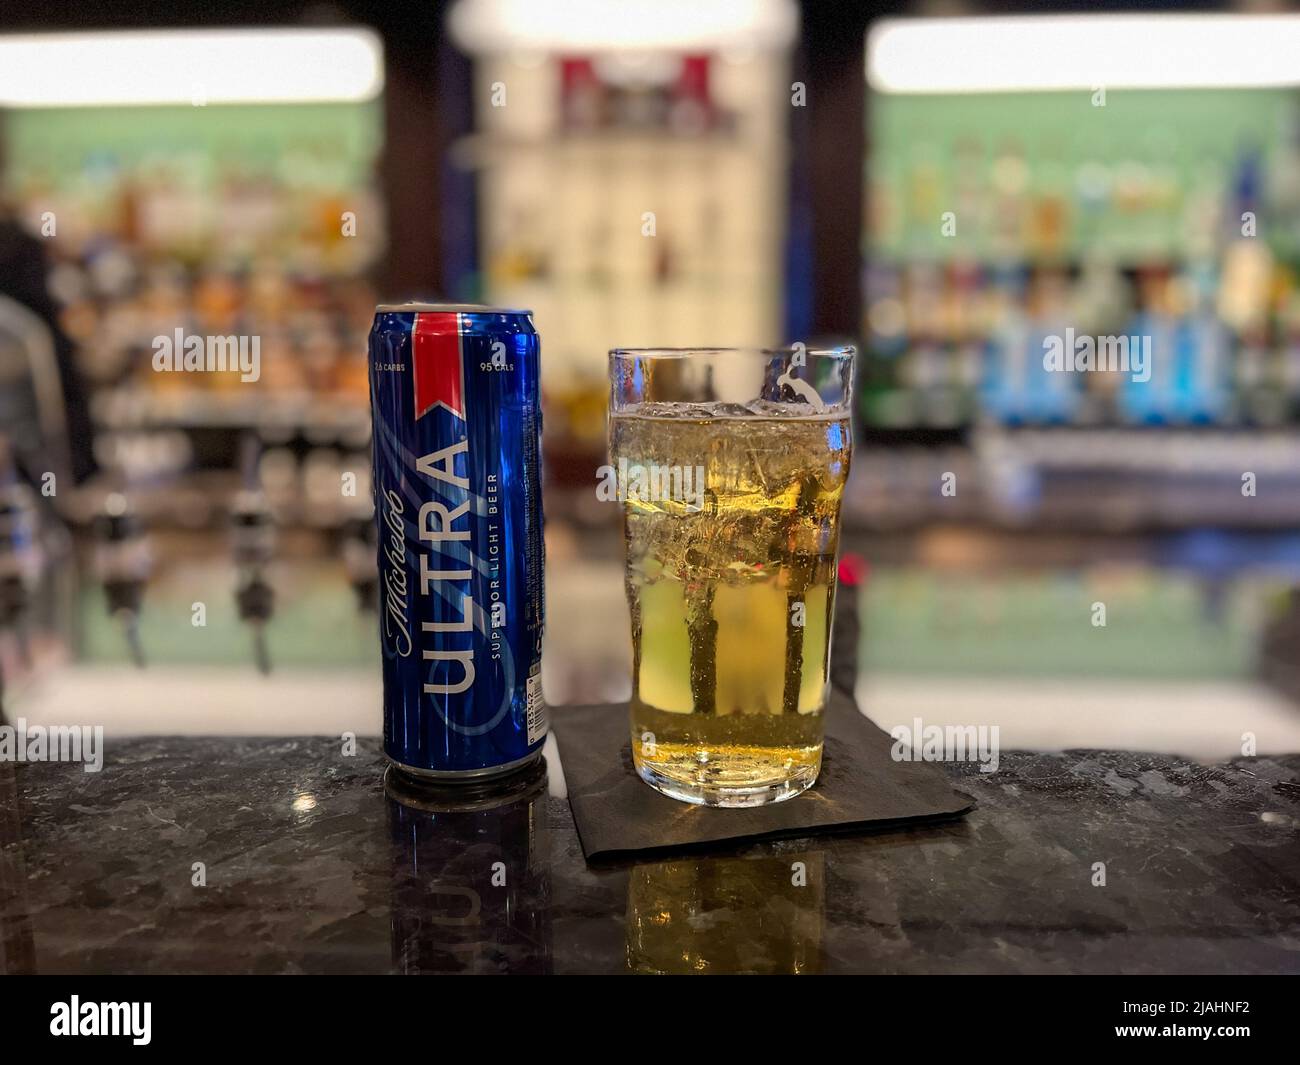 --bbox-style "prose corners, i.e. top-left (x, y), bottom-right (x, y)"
top-left (550, 689), bottom-right (975, 861)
